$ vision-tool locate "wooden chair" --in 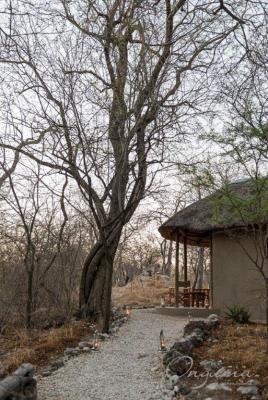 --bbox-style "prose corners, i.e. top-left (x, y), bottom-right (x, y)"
top-left (178, 281), bottom-right (191, 307)
top-left (168, 287), bottom-right (175, 305)
top-left (165, 284), bottom-right (210, 308)
top-left (191, 290), bottom-right (205, 307)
